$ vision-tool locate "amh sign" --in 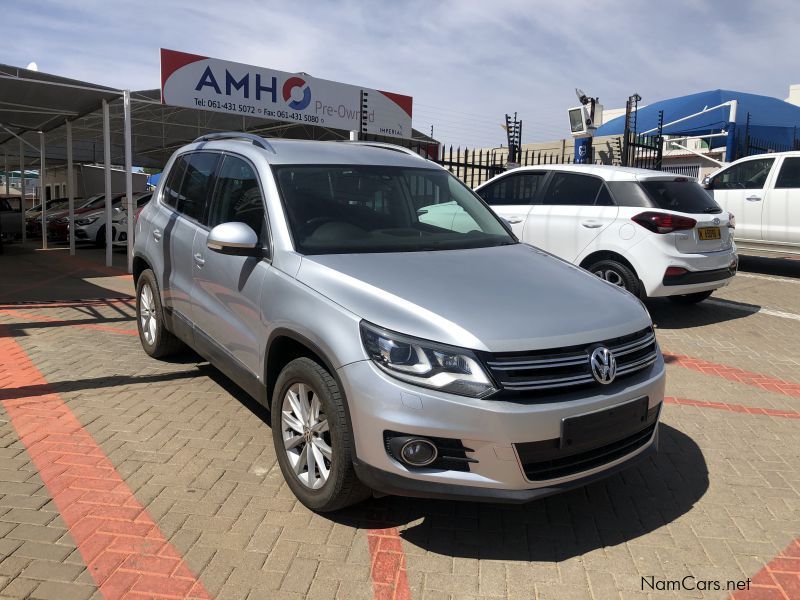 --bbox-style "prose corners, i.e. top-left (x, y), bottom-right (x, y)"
top-left (160, 49), bottom-right (413, 139)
